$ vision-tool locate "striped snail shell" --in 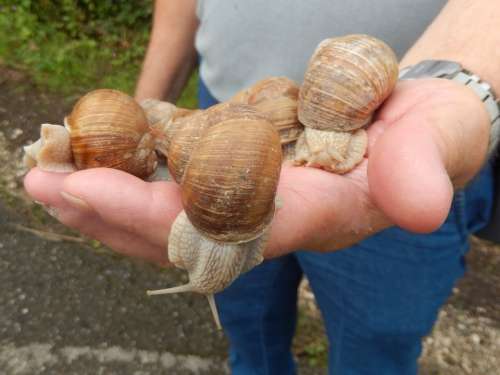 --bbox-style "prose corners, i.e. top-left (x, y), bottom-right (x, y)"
top-left (181, 117), bottom-right (282, 243)
top-left (232, 77), bottom-right (304, 145)
top-left (166, 102), bottom-right (267, 183)
top-left (66, 89), bottom-right (157, 179)
top-left (24, 89), bottom-right (157, 179)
